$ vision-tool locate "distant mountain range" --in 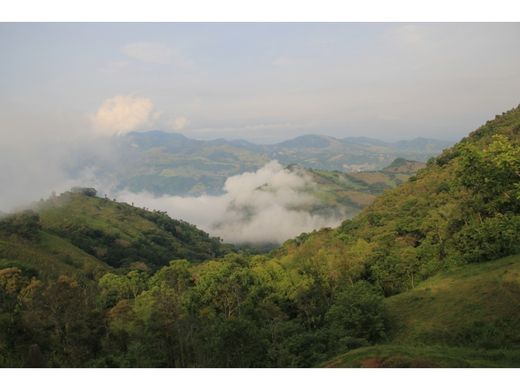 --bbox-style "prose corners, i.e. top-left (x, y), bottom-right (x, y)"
top-left (105, 131), bottom-right (451, 196)
top-left (1, 106), bottom-right (519, 368)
